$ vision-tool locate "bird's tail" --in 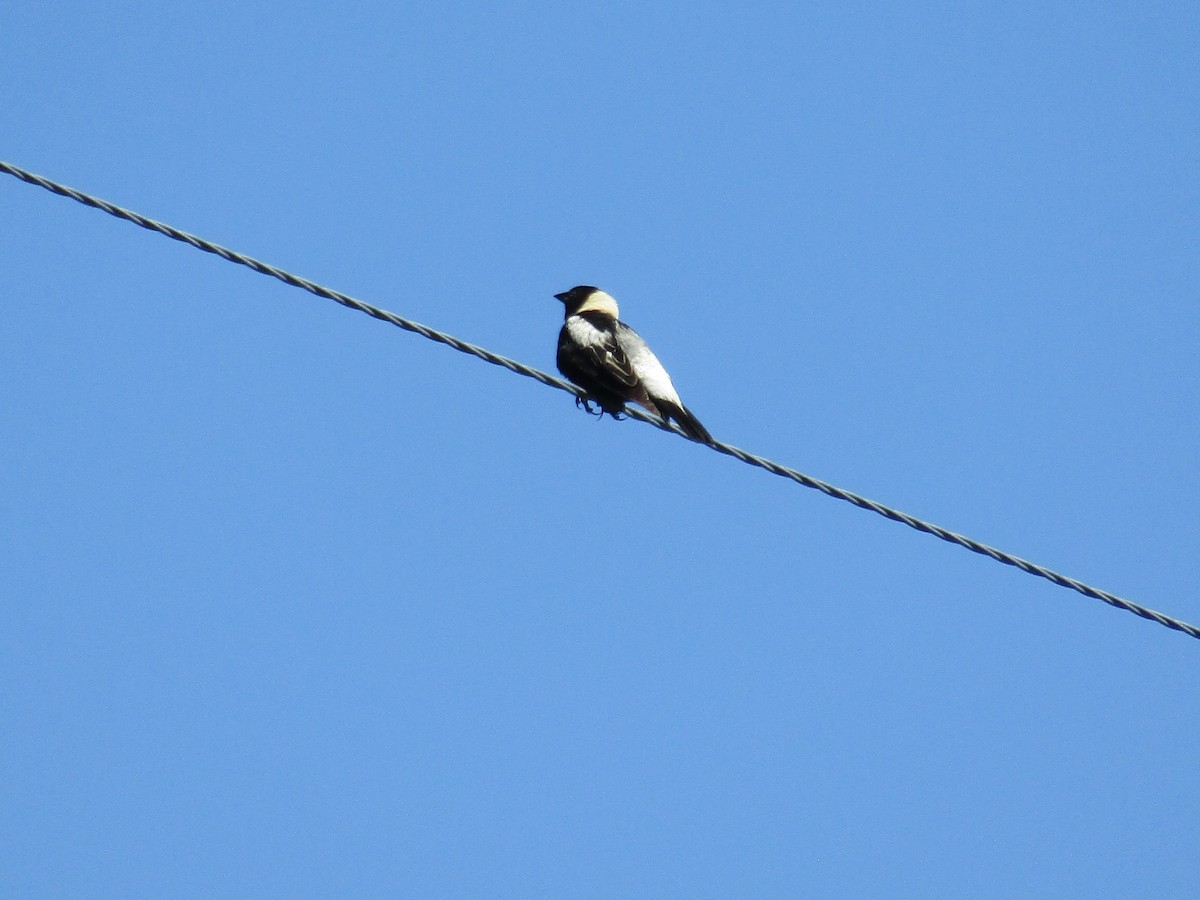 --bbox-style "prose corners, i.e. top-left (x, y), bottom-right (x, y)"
top-left (657, 401), bottom-right (712, 444)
